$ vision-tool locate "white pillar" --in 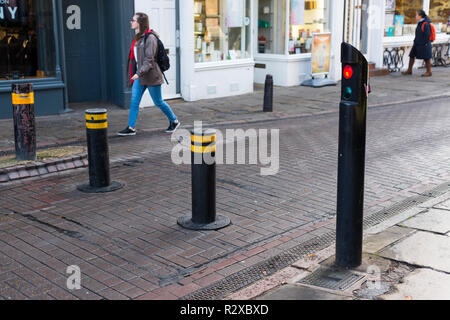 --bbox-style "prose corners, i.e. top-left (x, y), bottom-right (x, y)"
top-left (180, 0), bottom-right (195, 101)
top-left (423, 0), bottom-right (430, 14)
top-left (368, 0), bottom-right (385, 67)
top-left (330, 0), bottom-right (345, 81)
